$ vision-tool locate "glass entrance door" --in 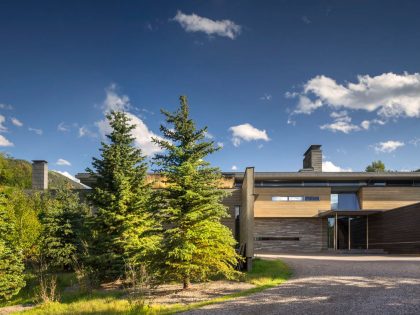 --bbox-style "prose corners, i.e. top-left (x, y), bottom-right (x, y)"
top-left (327, 215), bottom-right (368, 250)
